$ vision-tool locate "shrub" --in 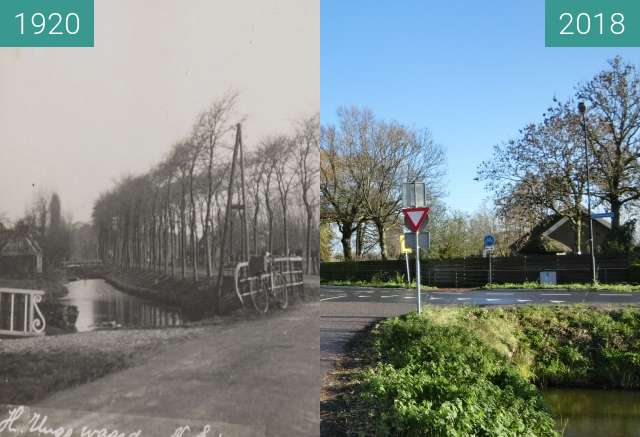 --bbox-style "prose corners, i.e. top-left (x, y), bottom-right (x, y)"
top-left (362, 313), bottom-right (558, 436)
